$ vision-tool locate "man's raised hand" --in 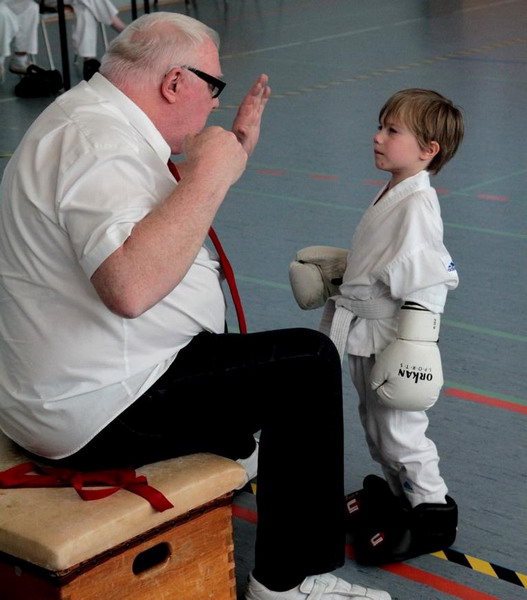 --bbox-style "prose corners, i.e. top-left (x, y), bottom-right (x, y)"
top-left (232, 74), bottom-right (270, 156)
